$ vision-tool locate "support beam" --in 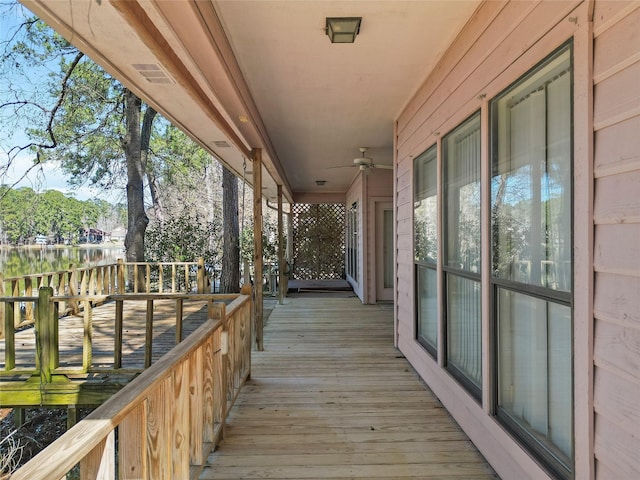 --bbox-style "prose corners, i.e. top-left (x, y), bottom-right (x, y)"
top-left (252, 148), bottom-right (264, 351)
top-left (277, 185), bottom-right (285, 305)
